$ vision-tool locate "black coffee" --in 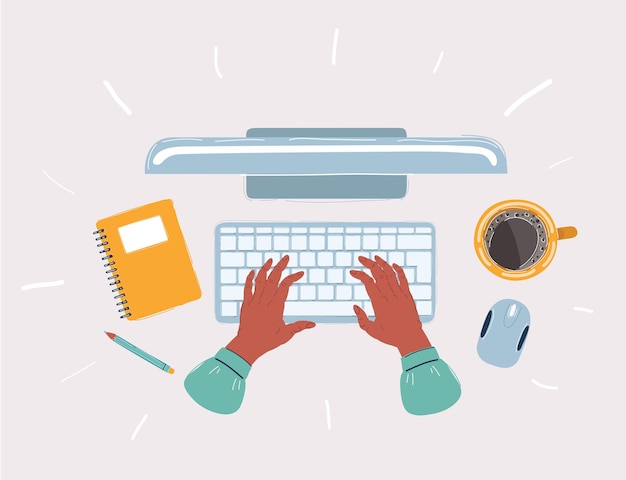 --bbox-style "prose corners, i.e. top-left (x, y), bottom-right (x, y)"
top-left (484, 210), bottom-right (547, 271)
